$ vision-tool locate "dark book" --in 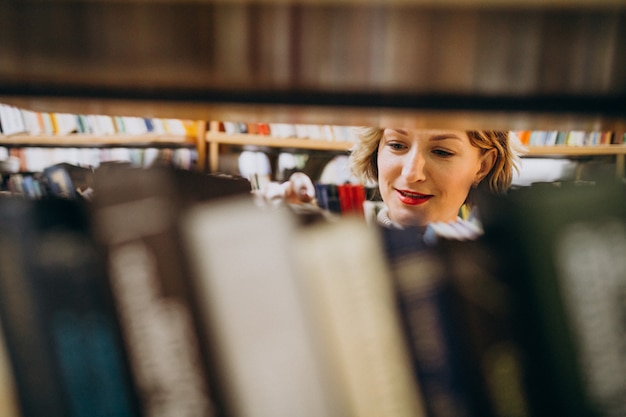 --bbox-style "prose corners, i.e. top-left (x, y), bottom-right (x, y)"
top-left (383, 220), bottom-right (531, 417)
top-left (314, 182), bottom-right (330, 211)
top-left (91, 165), bottom-right (251, 417)
top-left (326, 183), bottom-right (342, 214)
top-left (43, 163), bottom-right (77, 199)
top-left (439, 238), bottom-right (531, 417)
top-left (478, 180), bottom-right (626, 417)
top-left (0, 197), bottom-right (143, 417)
top-left (387, 240), bottom-right (481, 417)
